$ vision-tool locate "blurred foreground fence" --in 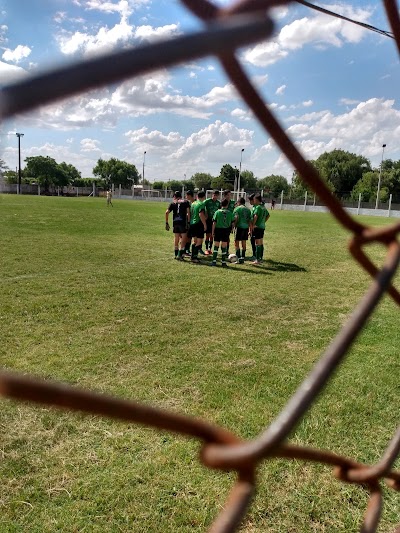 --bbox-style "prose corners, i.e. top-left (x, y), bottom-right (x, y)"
top-left (1, 0), bottom-right (399, 531)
